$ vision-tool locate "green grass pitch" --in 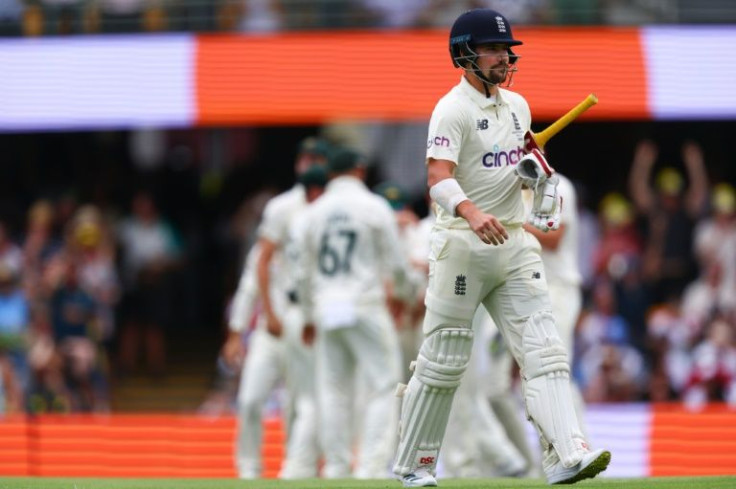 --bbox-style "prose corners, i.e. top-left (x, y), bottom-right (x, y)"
top-left (0, 477), bottom-right (735, 489)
